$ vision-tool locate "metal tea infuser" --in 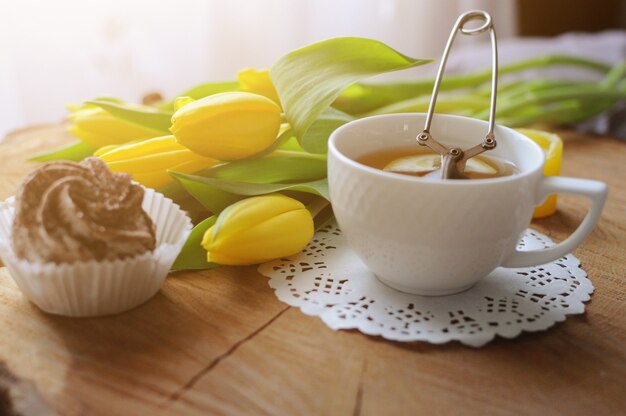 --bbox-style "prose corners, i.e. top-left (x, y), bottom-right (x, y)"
top-left (417, 10), bottom-right (498, 179)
